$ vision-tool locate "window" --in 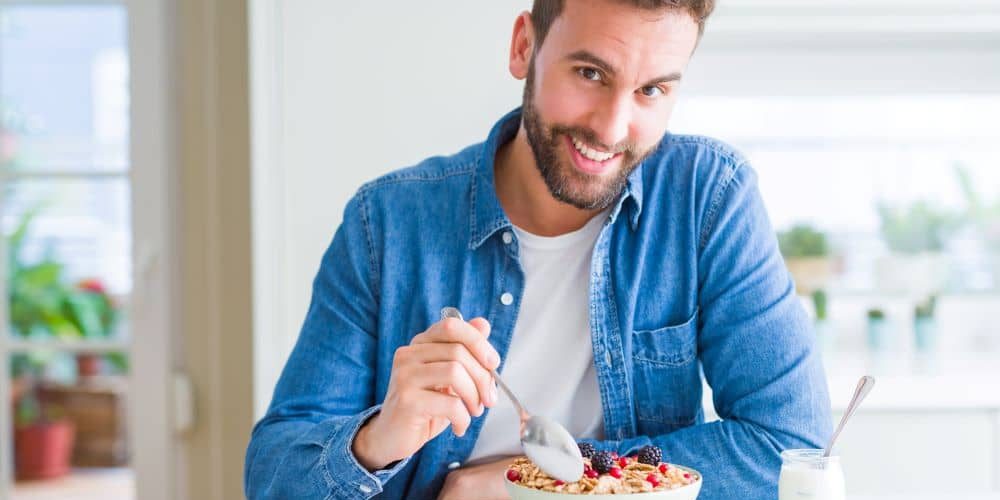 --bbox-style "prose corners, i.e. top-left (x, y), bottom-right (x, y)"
top-left (672, 95), bottom-right (1000, 293)
top-left (1, 4), bottom-right (134, 498)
